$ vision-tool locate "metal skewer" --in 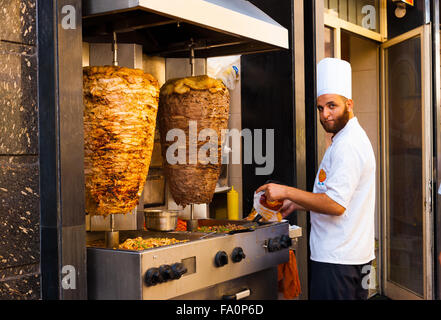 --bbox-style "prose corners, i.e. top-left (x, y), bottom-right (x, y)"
top-left (187, 204), bottom-right (199, 231)
top-left (105, 32), bottom-right (120, 249)
top-left (189, 38), bottom-right (195, 76)
top-left (105, 214), bottom-right (119, 248)
top-left (186, 40), bottom-right (200, 232)
top-left (112, 31), bottom-right (118, 67)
